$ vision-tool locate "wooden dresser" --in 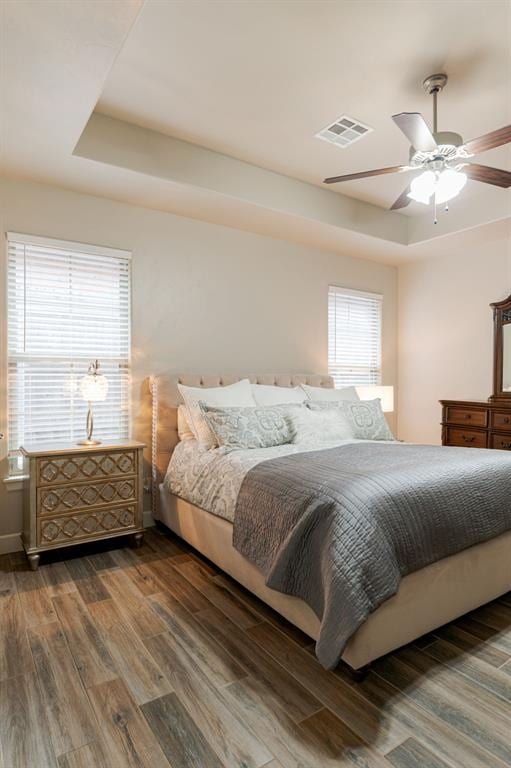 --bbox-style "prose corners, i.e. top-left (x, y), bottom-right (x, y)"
top-left (440, 400), bottom-right (511, 450)
top-left (21, 439), bottom-right (145, 570)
